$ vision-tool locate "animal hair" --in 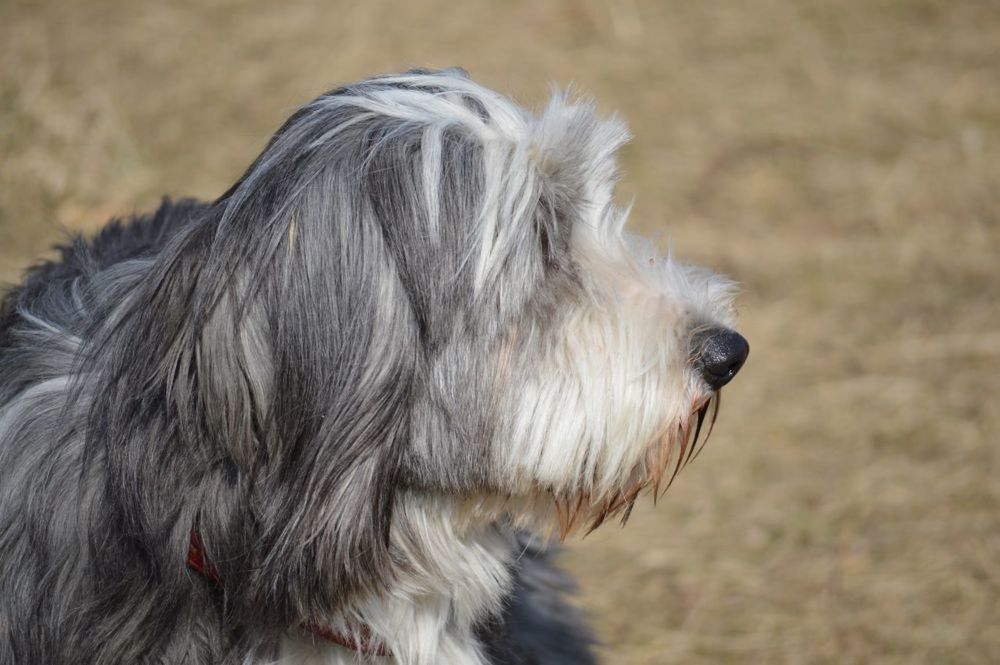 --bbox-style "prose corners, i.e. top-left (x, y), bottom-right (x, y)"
top-left (0, 68), bottom-right (739, 664)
